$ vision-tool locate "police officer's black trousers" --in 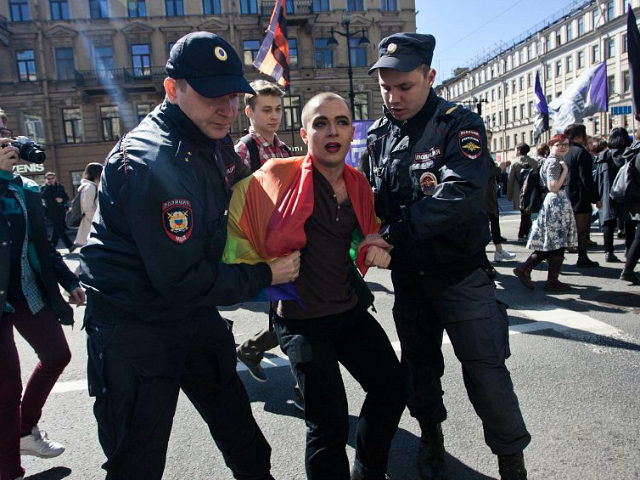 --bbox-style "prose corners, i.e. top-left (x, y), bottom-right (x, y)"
top-left (273, 304), bottom-right (408, 480)
top-left (86, 302), bottom-right (273, 480)
top-left (391, 268), bottom-right (531, 455)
